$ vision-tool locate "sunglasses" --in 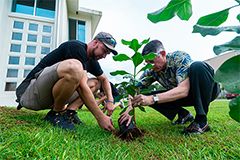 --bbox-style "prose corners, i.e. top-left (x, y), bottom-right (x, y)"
top-left (98, 37), bottom-right (117, 47)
